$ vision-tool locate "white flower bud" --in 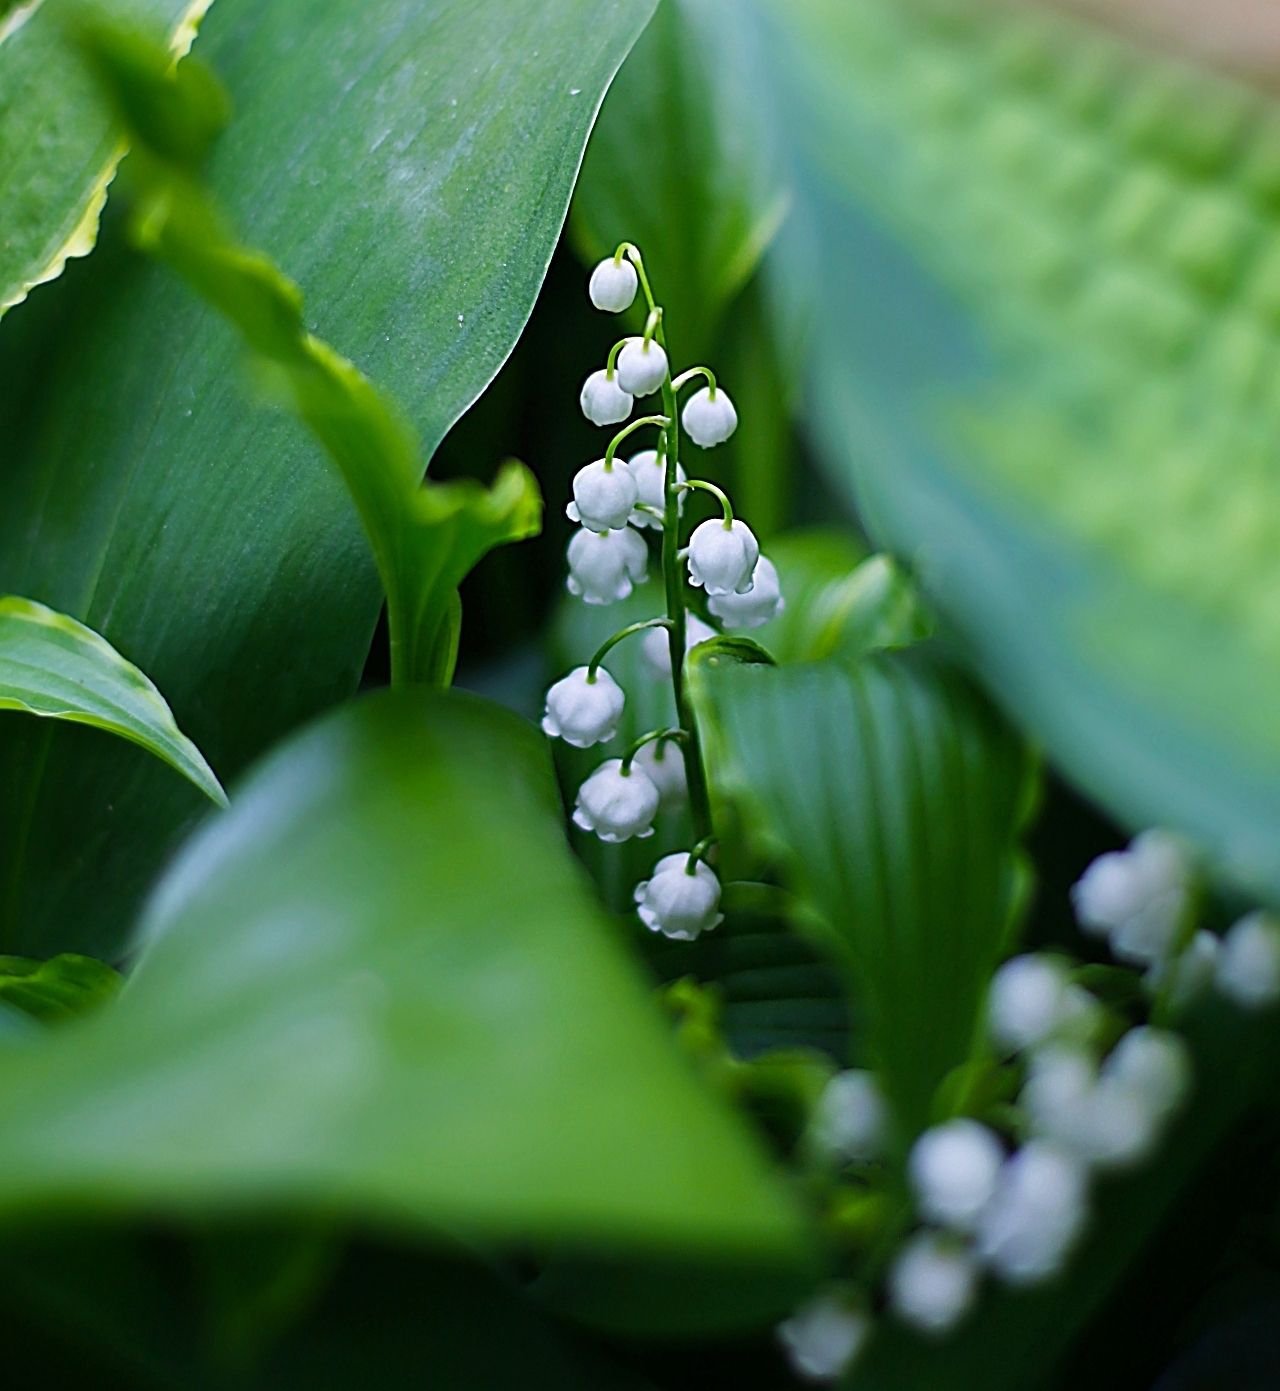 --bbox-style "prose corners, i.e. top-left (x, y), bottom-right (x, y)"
top-left (566, 458), bottom-right (638, 531)
top-left (687, 518), bottom-right (759, 596)
top-left (976, 1142), bottom-right (1089, 1286)
top-left (988, 954), bottom-right (1081, 1054)
top-left (632, 739), bottom-right (686, 809)
top-left (777, 1294), bottom-right (870, 1384)
top-left (1102, 1027), bottom-right (1190, 1120)
top-left (1070, 830), bottom-right (1191, 967)
top-left (641, 613), bottom-right (716, 677)
top-left (1217, 911), bottom-right (1280, 1009)
top-left (682, 384), bottom-right (738, 446)
top-left (625, 448), bottom-right (685, 529)
top-left (811, 1069), bottom-right (886, 1164)
top-left (634, 851), bottom-right (724, 940)
top-left (615, 336), bottom-right (669, 396)
top-left (707, 555), bottom-right (784, 630)
top-left (566, 526), bottom-right (648, 606)
top-left (888, 1232), bottom-right (979, 1336)
top-left (579, 368), bottom-right (633, 426)
top-left (1145, 929), bottom-right (1219, 1009)
top-left (541, 665), bottom-right (624, 748)
top-left (908, 1120), bottom-right (1004, 1233)
top-left (588, 256), bottom-right (638, 313)
top-left (573, 759), bottom-right (659, 843)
